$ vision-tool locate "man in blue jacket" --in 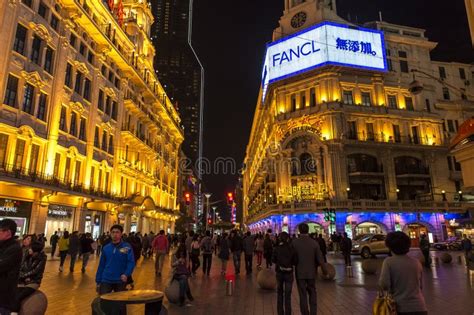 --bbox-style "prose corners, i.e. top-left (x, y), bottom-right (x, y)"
top-left (96, 225), bottom-right (135, 294)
